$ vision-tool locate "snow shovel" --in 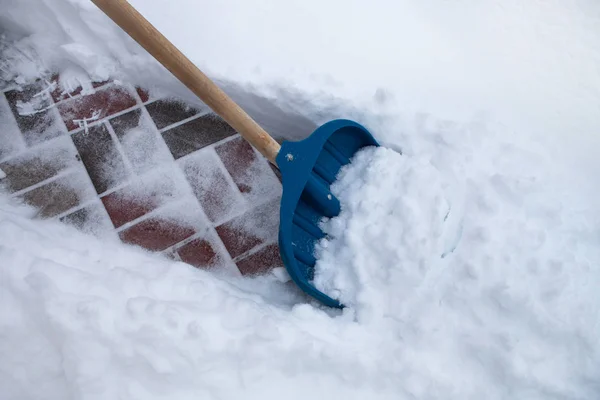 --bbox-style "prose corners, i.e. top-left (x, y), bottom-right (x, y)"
top-left (93, 0), bottom-right (379, 308)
